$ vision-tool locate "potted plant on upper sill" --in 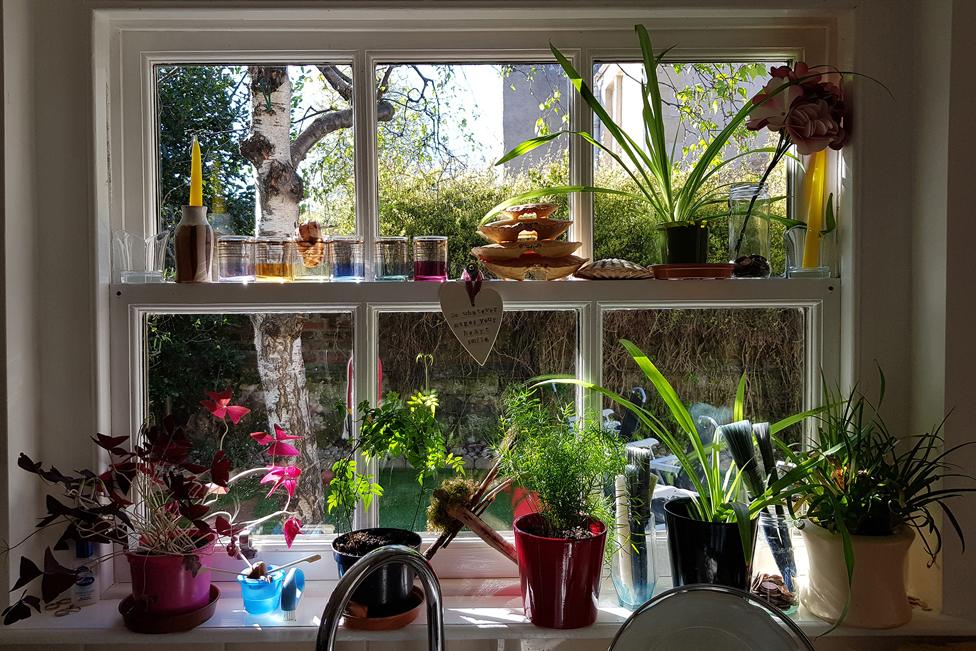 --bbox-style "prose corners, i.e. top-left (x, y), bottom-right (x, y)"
top-left (780, 373), bottom-right (976, 629)
top-left (537, 339), bottom-right (821, 592)
top-left (484, 24), bottom-right (797, 265)
top-left (326, 366), bottom-right (465, 618)
top-left (496, 389), bottom-right (625, 629)
top-left (2, 389), bottom-right (304, 630)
